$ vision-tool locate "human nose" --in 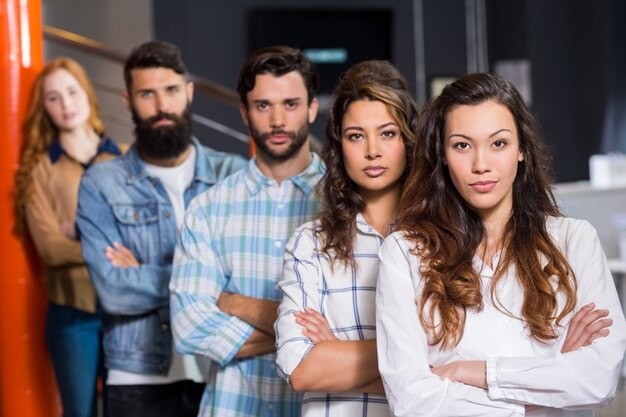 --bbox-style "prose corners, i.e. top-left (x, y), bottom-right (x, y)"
top-left (472, 149), bottom-right (491, 173)
top-left (59, 93), bottom-right (70, 110)
top-left (365, 137), bottom-right (381, 160)
top-left (270, 107), bottom-right (285, 128)
top-left (155, 92), bottom-right (170, 113)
